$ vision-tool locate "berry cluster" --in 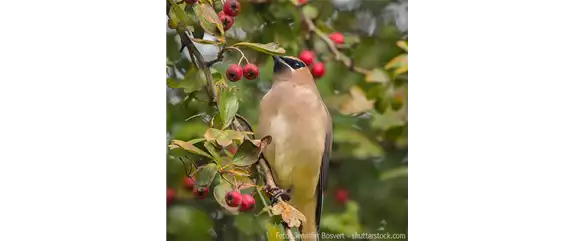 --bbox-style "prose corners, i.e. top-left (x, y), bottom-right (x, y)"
top-left (226, 63), bottom-right (259, 82)
top-left (225, 191), bottom-right (255, 211)
top-left (166, 175), bottom-right (256, 212)
top-left (220, 0), bottom-right (241, 31)
top-left (184, 0), bottom-right (241, 31)
top-left (298, 50), bottom-right (325, 78)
